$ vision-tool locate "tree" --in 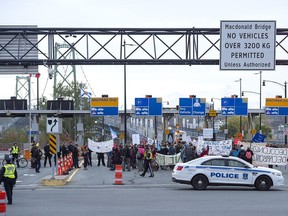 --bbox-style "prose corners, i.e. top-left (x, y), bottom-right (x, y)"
top-left (220, 116), bottom-right (272, 140)
top-left (38, 82), bottom-right (100, 143)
